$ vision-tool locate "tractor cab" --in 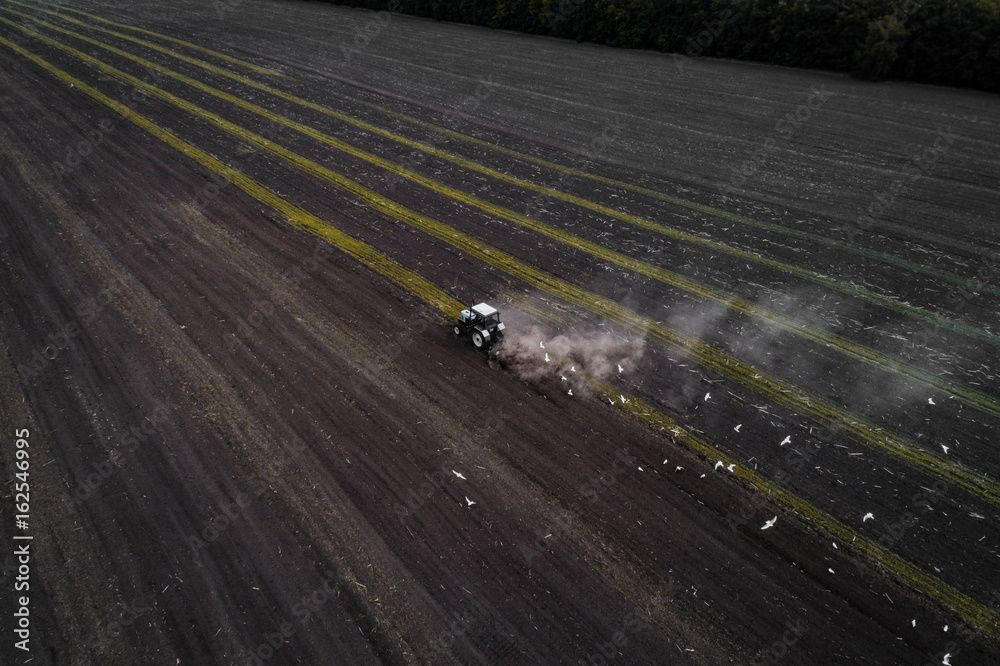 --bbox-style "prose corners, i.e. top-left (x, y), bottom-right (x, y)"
top-left (454, 303), bottom-right (505, 351)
